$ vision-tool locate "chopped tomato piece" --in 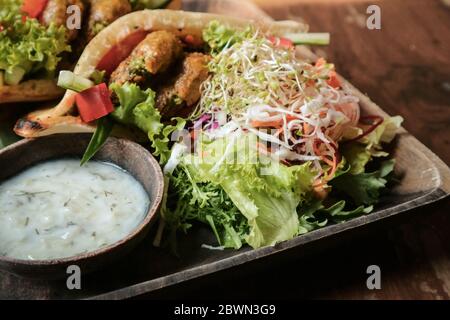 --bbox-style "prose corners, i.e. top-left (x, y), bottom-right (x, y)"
top-left (315, 57), bottom-right (327, 67)
top-left (75, 83), bottom-right (114, 123)
top-left (21, 0), bottom-right (48, 19)
top-left (183, 34), bottom-right (203, 47)
top-left (327, 70), bottom-right (341, 89)
top-left (96, 30), bottom-right (148, 75)
top-left (267, 36), bottom-right (294, 49)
